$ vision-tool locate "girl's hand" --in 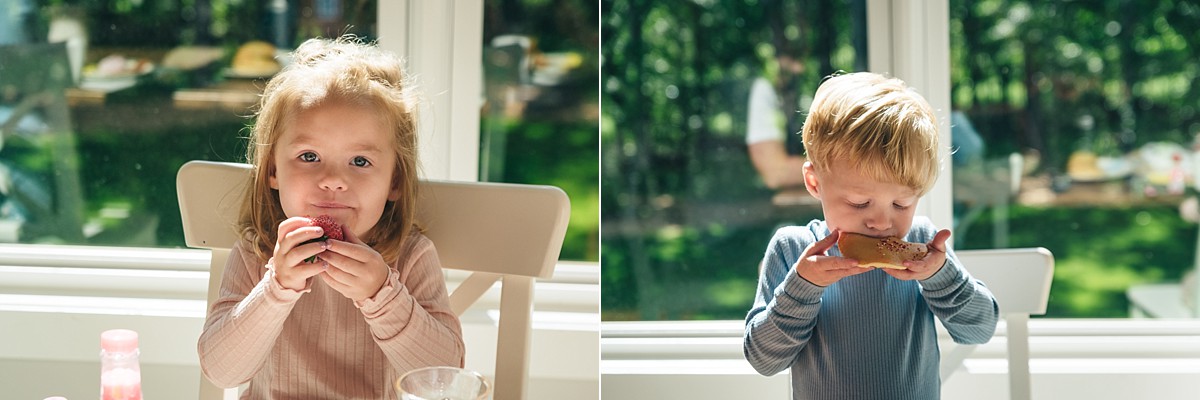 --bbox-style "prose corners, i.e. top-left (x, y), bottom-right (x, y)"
top-left (886, 229), bottom-right (953, 281)
top-left (319, 227), bottom-right (390, 302)
top-left (270, 217), bottom-right (331, 291)
top-left (795, 229), bottom-right (871, 287)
